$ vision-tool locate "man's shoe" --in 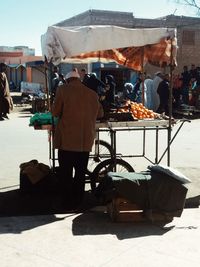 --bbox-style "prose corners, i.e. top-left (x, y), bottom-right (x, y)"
top-left (0, 117), bottom-right (5, 121)
top-left (2, 114), bottom-right (9, 119)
